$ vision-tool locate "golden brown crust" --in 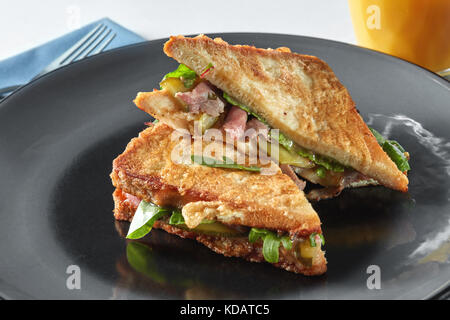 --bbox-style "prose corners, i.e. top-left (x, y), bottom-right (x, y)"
top-left (162, 35), bottom-right (408, 192)
top-left (134, 89), bottom-right (196, 133)
top-left (112, 188), bottom-right (135, 221)
top-left (110, 122), bottom-right (321, 236)
top-left (113, 188), bottom-right (326, 275)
